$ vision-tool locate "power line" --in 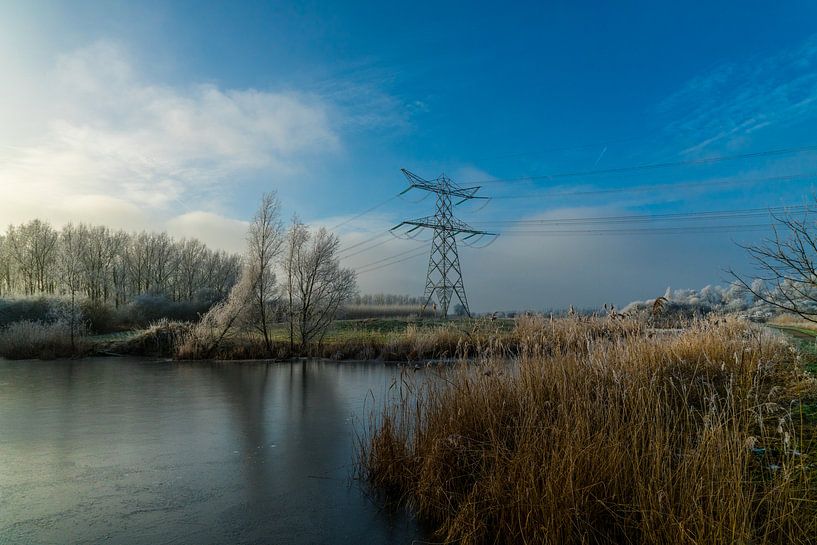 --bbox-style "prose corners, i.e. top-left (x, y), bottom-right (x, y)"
top-left (338, 231), bottom-right (391, 255)
top-left (329, 195), bottom-right (399, 231)
top-left (351, 222), bottom-right (778, 277)
top-left (488, 172), bottom-right (817, 200)
top-left (357, 248), bottom-right (429, 275)
top-left (339, 237), bottom-right (395, 259)
top-left (472, 204), bottom-right (813, 226)
top-left (353, 243), bottom-right (426, 270)
top-left (352, 225), bottom-right (774, 276)
top-left (328, 147), bottom-right (817, 236)
top-left (328, 145), bottom-right (817, 235)
top-left (355, 247), bottom-right (429, 275)
top-left (501, 223), bottom-right (773, 236)
top-left (468, 145), bottom-right (817, 185)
